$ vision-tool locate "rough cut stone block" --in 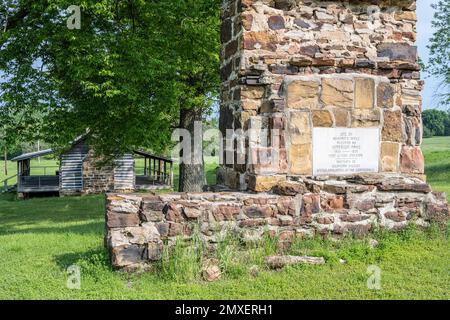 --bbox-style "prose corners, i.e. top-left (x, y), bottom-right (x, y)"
top-left (239, 218), bottom-right (267, 228)
top-left (213, 204), bottom-right (241, 221)
top-left (301, 194), bottom-right (320, 216)
top-left (355, 78), bottom-right (375, 109)
top-left (400, 146), bottom-right (425, 174)
top-left (140, 209), bottom-right (164, 223)
top-left (321, 78), bottom-right (354, 108)
top-left (334, 108), bottom-right (350, 127)
top-left (377, 177), bottom-right (431, 193)
top-left (380, 142), bottom-right (400, 172)
top-left (293, 18), bottom-right (310, 28)
top-left (147, 241), bottom-right (163, 261)
top-left (377, 43), bottom-right (418, 63)
top-left (164, 203), bottom-right (184, 222)
top-left (274, 0), bottom-right (296, 11)
top-left (156, 222), bottom-right (169, 237)
top-left (268, 15), bottom-right (285, 30)
top-left (241, 86), bottom-right (265, 99)
top-left (242, 14), bottom-right (253, 31)
top-left (109, 225), bottom-right (160, 247)
top-left (289, 144), bottom-right (312, 175)
top-left (111, 245), bottom-right (145, 268)
top-left (243, 31), bottom-right (277, 51)
top-left (250, 147), bottom-right (280, 174)
top-left (183, 206), bottom-right (202, 219)
top-left (247, 175), bottom-right (286, 192)
top-left (277, 198), bottom-right (297, 216)
top-left (321, 195), bottom-right (345, 212)
top-left (273, 181), bottom-right (308, 196)
top-left (289, 112), bottom-right (311, 145)
top-left (141, 197), bottom-right (164, 209)
top-left (244, 205), bottom-right (274, 218)
top-left (168, 222), bottom-right (184, 237)
top-left (221, 19), bottom-right (232, 44)
top-left (323, 181), bottom-right (350, 194)
top-left (107, 211), bottom-right (140, 228)
top-left (385, 210), bottom-right (408, 222)
top-left (316, 215), bottom-right (335, 224)
top-left (286, 80), bottom-right (319, 109)
top-left (352, 108), bottom-right (381, 128)
top-left (395, 11), bottom-right (417, 21)
top-left (108, 199), bottom-right (140, 214)
top-left (377, 82), bottom-right (395, 108)
top-left (340, 214), bottom-right (371, 223)
top-left (312, 110), bottom-right (334, 127)
top-left (382, 110), bottom-right (403, 142)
